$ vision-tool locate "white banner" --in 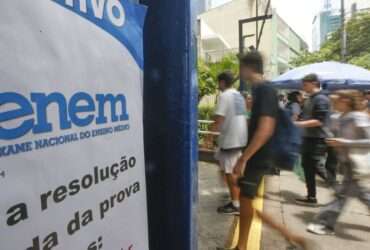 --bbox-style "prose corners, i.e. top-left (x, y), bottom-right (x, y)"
top-left (0, 1), bottom-right (149, 250)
